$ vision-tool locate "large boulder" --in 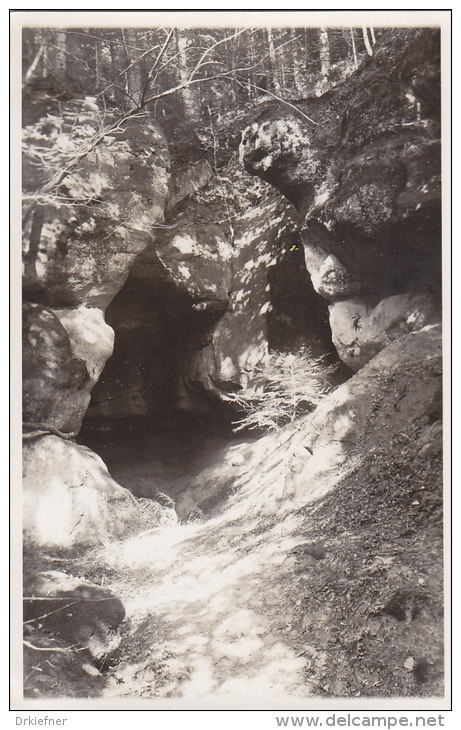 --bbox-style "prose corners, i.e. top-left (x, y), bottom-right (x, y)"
top-left (167, 158), bottom-right (214, 210)
top-left (328, 292), bottom-right (440, 371)
top-left (300, 220), bottom-right (362, 302)
top-left (239, 117), bottom-right (326, 209)
top-left (23, 435), bottom-right (177, 548)
top-left (22, 97), bottom-right (171, 309)
top-left (23, 303), bottom-right (89, 433)
top-left (51, 305), bottom-right (115, 384)
top-left (22, 303), bottom-right (114, 433)
top-left (23, 570), bottom-right (126, 696)
top-left (170, 324), bottom-right (442, 519)
top-left (304, 324), bottom-right (442, 461)
top-left (178, 189), bottom-right (302, 397)
top-left (87, 165), bottom-right (333, 419)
